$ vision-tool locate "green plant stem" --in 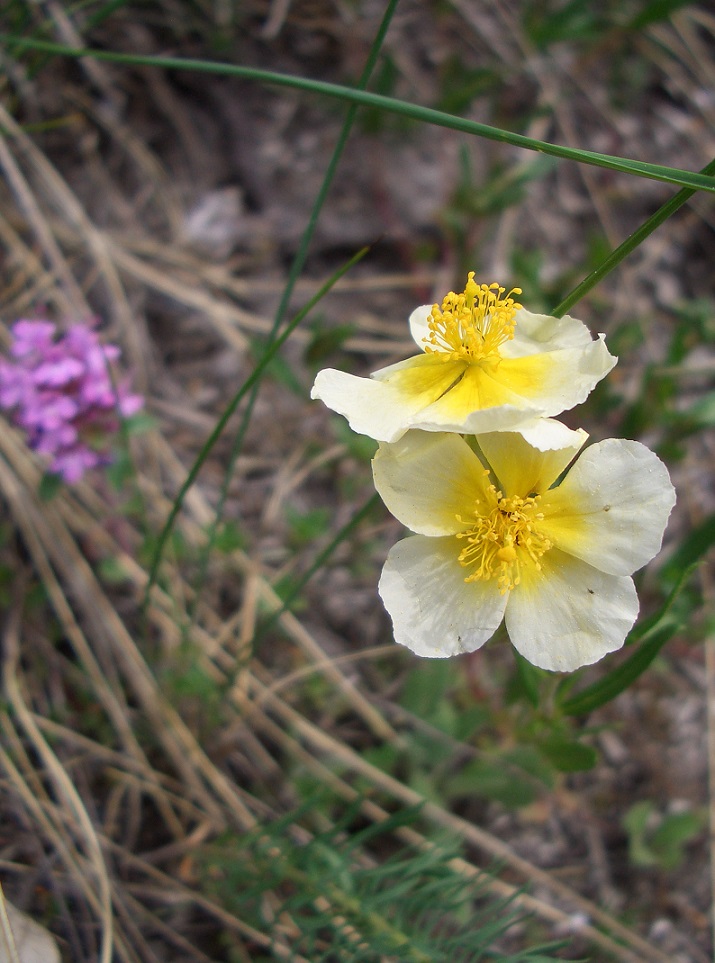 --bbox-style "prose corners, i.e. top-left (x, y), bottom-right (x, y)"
top-left (552, 156), bottom-right (715, 317)
top-left (2, 34), bottom-right (715, 194)
top-left (143, 246), bottom-right (369, 607)
top-left (190, 0), bottom-right (399, 619)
